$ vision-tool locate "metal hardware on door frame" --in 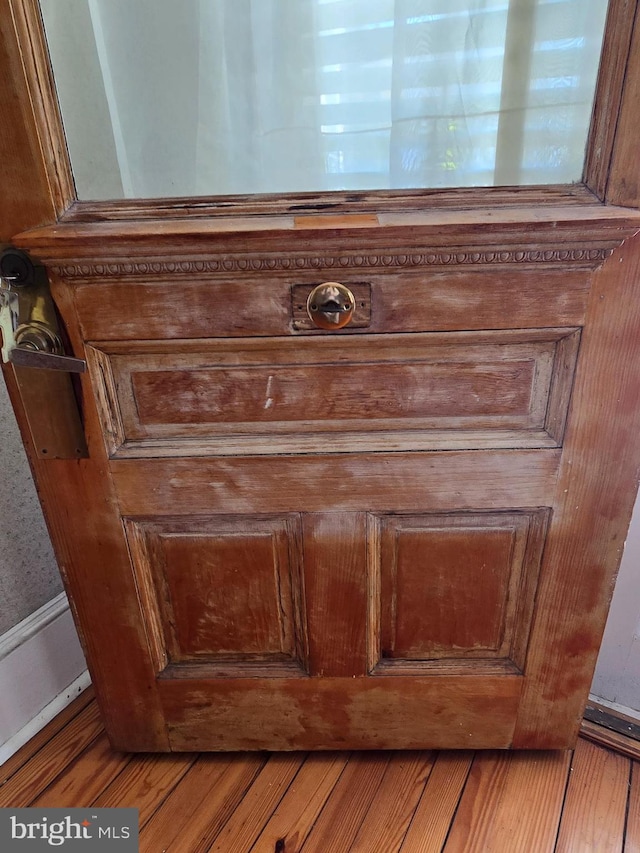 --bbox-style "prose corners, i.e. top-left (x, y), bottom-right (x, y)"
top-left (0, 247), bottom-right (88, 459)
